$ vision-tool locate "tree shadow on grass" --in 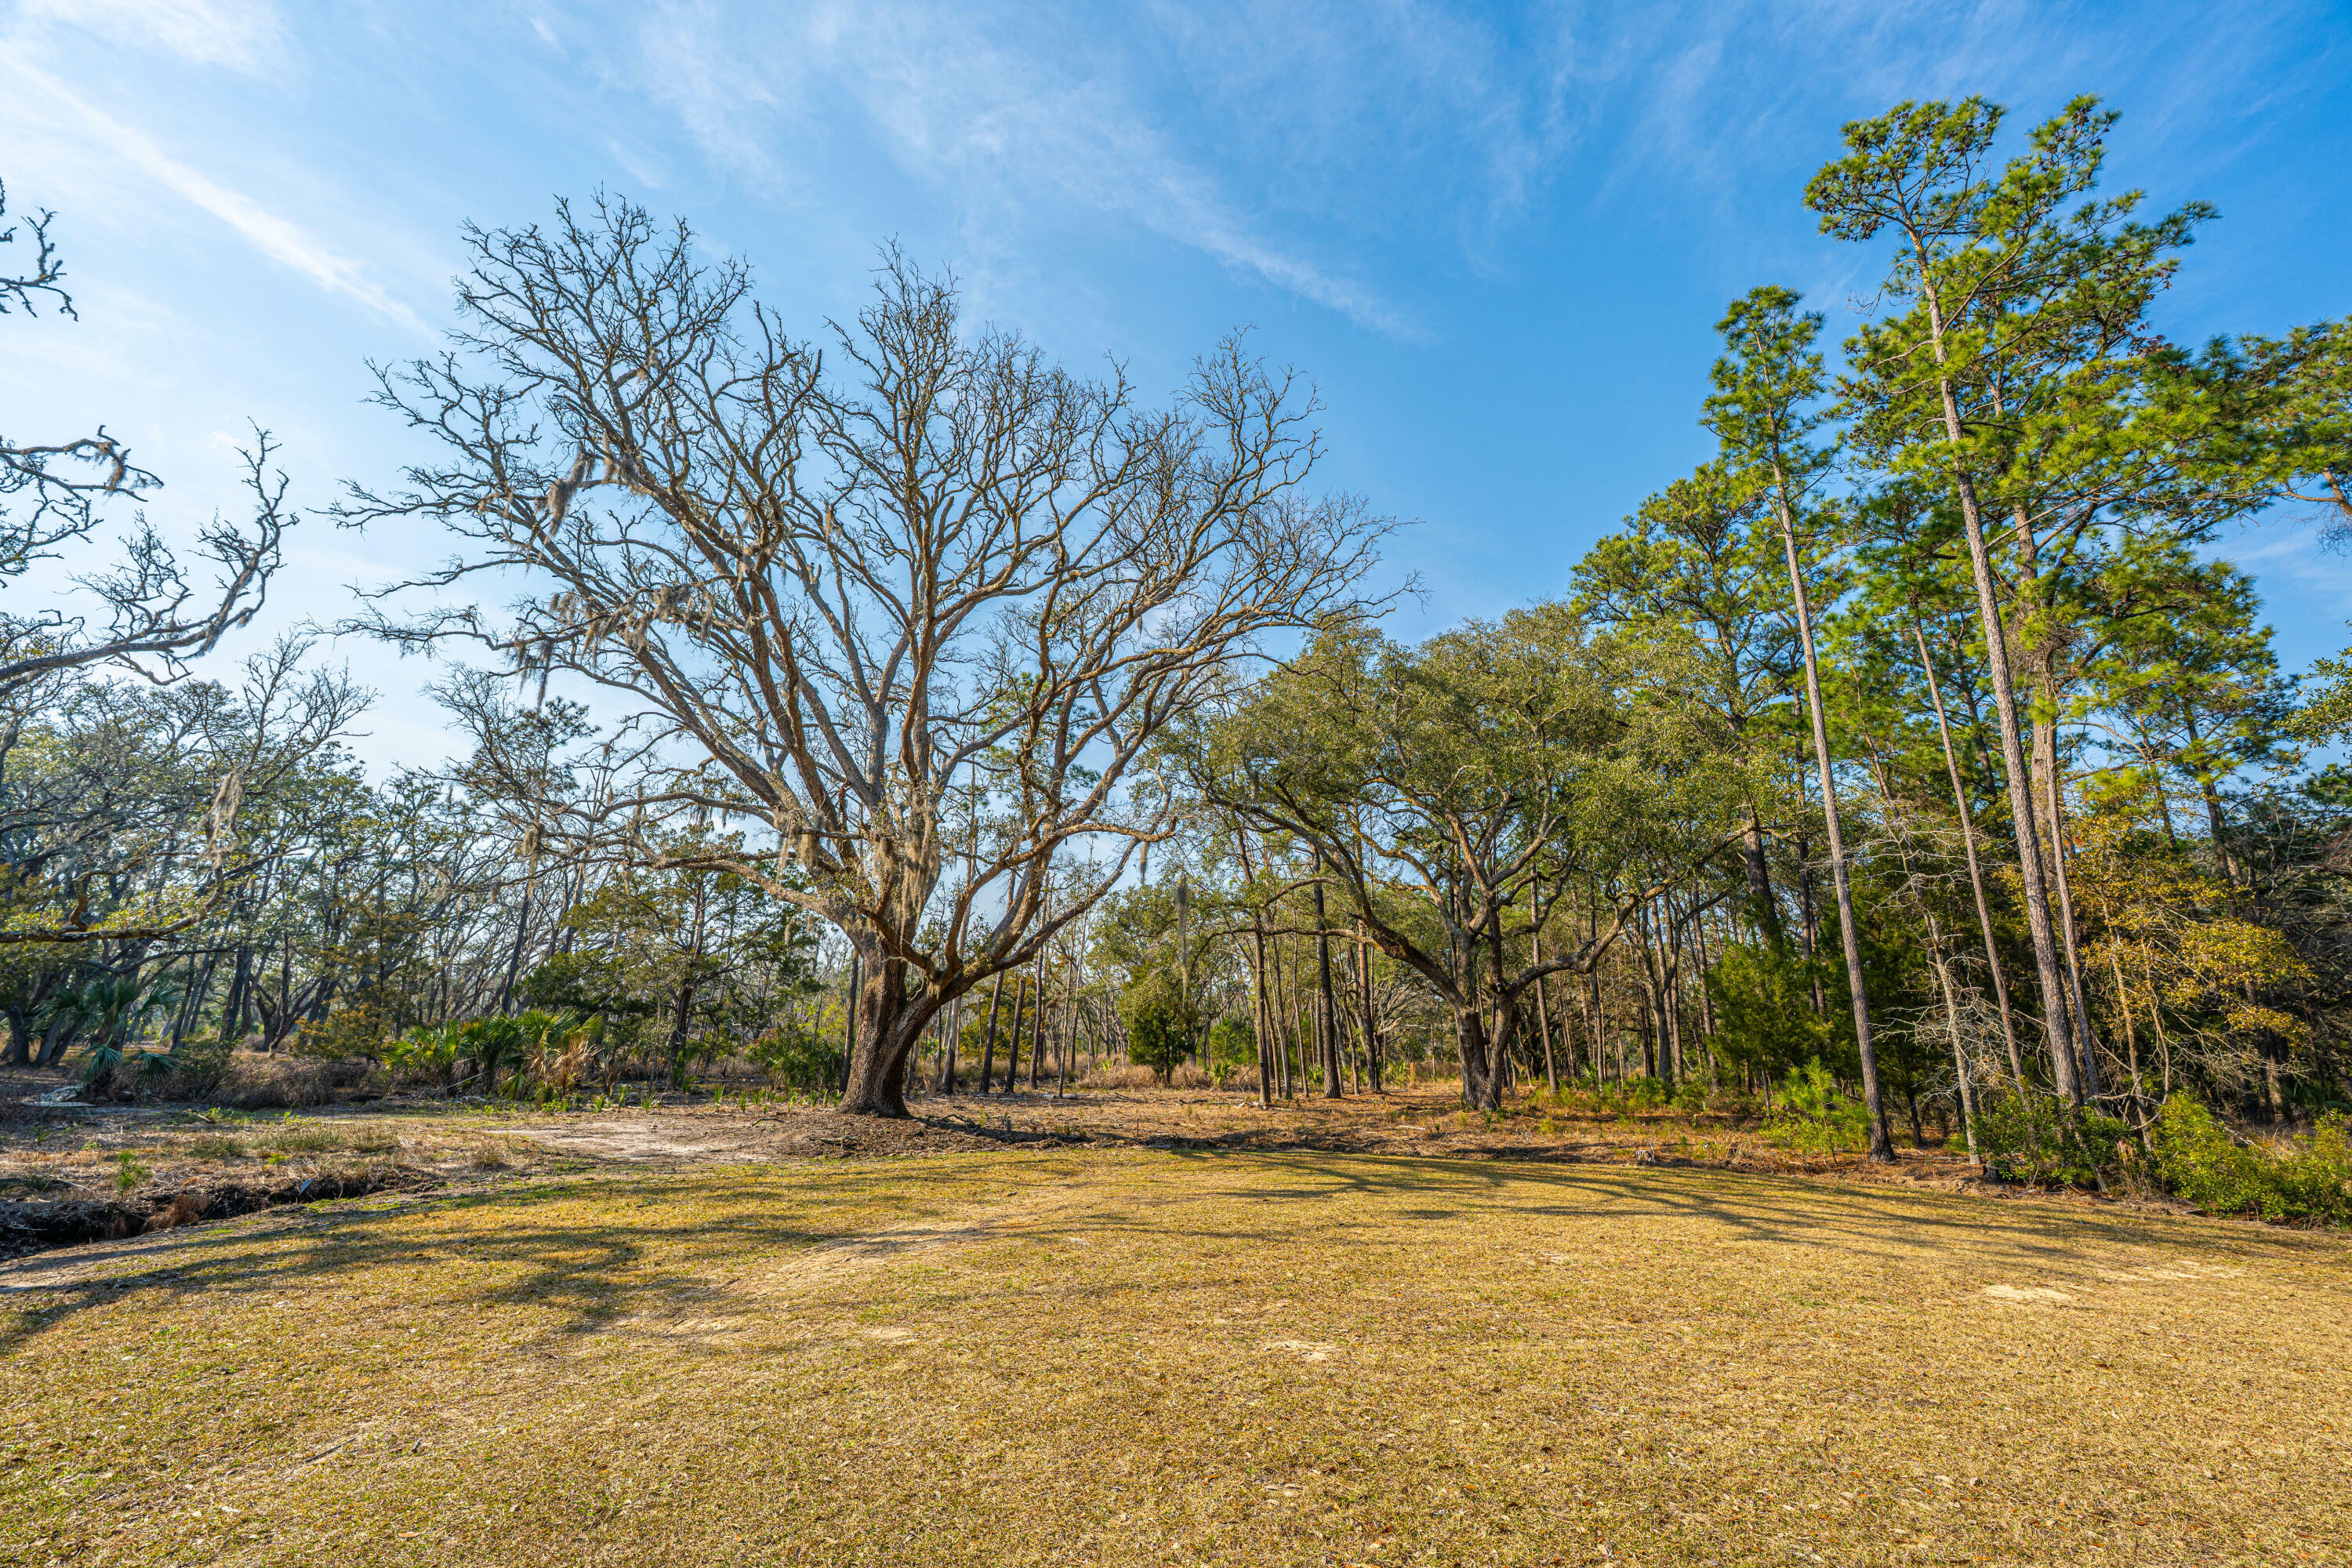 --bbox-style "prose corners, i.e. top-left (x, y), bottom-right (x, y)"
top-left (0, 1165), bottom-right (996, 1350)
top-left (1118, 1147), bottom-right (2347, 1275)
